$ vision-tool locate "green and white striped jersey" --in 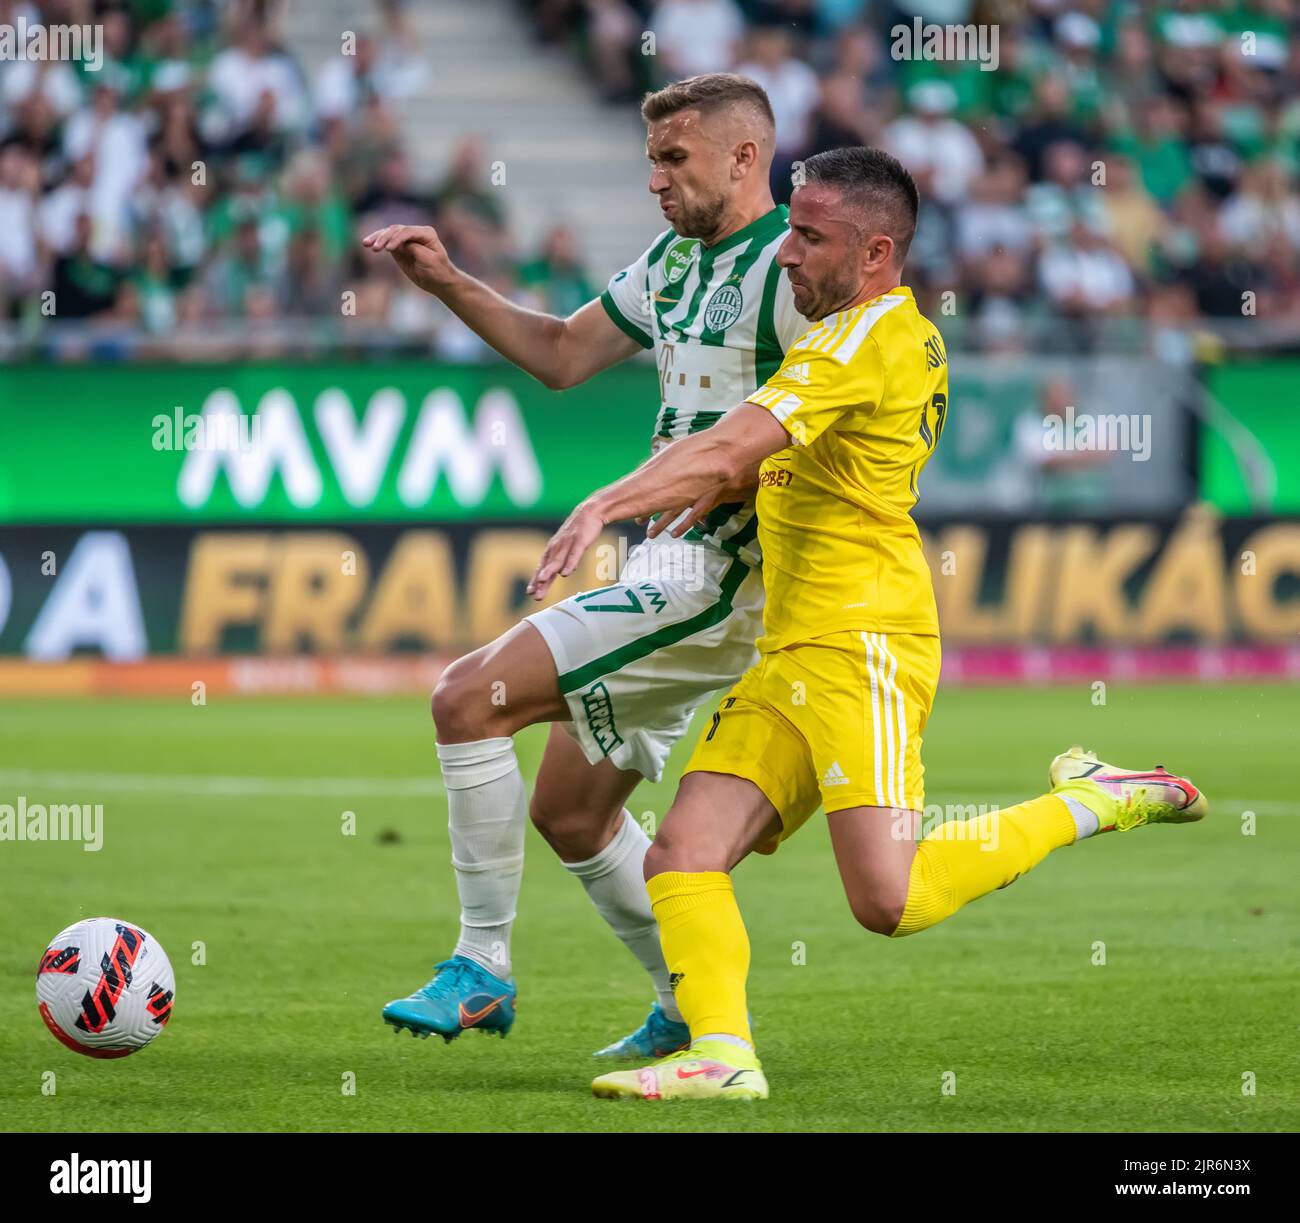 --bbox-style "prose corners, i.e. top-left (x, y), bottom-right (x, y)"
top-left (599, 205), bottom-right (808, 567)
